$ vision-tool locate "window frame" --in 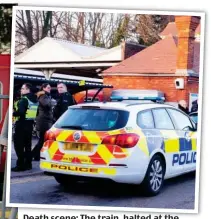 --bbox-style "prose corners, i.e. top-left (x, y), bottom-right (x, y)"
top-left (166, 108), bottom-right (195, 131)
top-left (136, 109), bottom-right (155, 129)
top-left (54, 108), bottom-right (130, 131)
top-left (151, 107), bottom-right (176, 130)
